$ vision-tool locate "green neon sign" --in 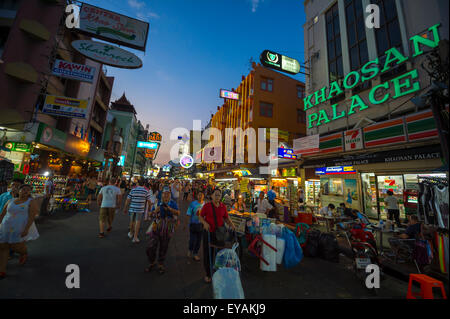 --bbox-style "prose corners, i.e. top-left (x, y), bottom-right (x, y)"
top-left (305, 23), bottom-right (442, 129)
top-left (260, 50), bottom-right (301, 75)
